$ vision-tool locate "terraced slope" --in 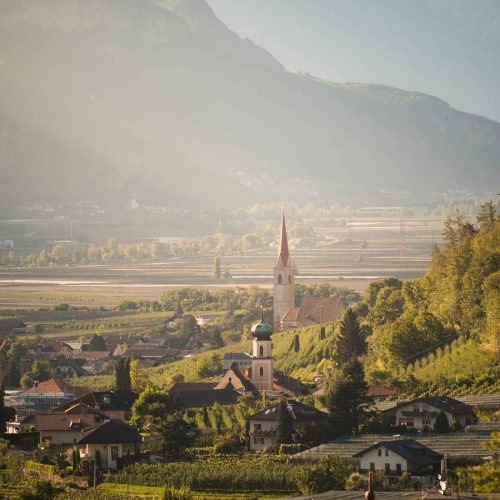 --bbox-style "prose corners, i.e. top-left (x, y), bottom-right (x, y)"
top-left (292, 433), bottom-right (499, 462)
